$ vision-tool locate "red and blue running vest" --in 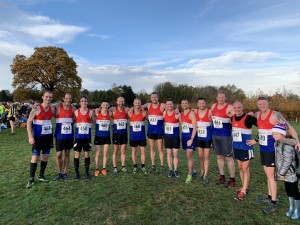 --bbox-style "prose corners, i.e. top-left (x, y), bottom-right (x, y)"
top-left (196, 109), bottom-right (212, 141)
top-left (181, 110), bottom-right (194, 140)
top-left (55, 103), bottom-right (74, 139)
top-left (257, 110), bottom-right (275, 152)
top-left (232, 114), bottom-right (252, 150)
top-left (147, 103), bottom-right (164, 135)
top-left (212, 103), bottom-right (231, 136)
top-left (33, 105), bottom-right (53, 137)
top-left (95, 111), bottom-right (111, 137)
top-left (75, 109), bottom-right (91, 139)
top-left (129, 109), bottom-right (146, 140)
top-left (163, 111), bottom-right (179, 137)
top-left (112, 108), bottom-right (127, 134)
